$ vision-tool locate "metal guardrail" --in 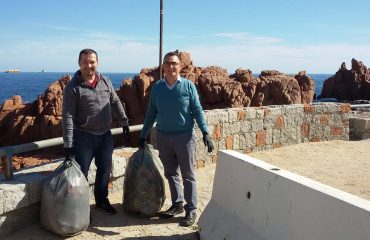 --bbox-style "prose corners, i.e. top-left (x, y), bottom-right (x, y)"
top-left (351, 104), bottom-right (370, 109)
top-left (0, 124), bottom-right (144, 181)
